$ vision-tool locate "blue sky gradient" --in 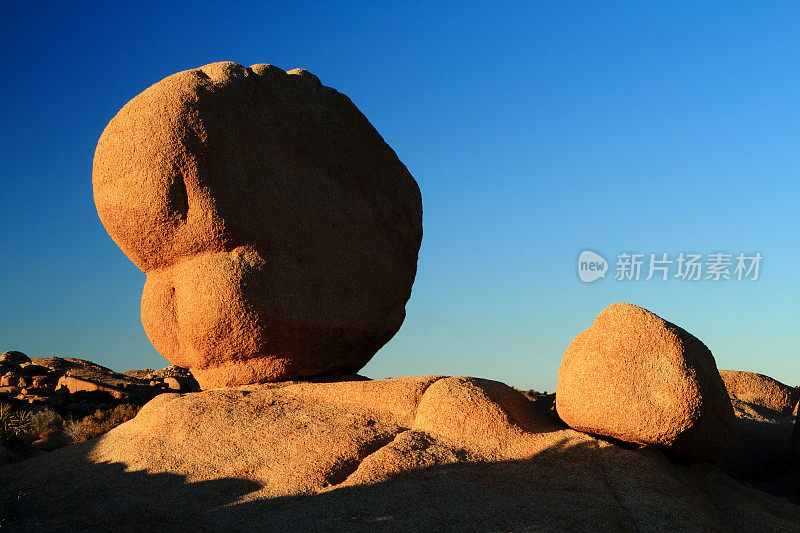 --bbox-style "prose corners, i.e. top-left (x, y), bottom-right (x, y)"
top-left (1, 2), bottom-right (798, 391)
